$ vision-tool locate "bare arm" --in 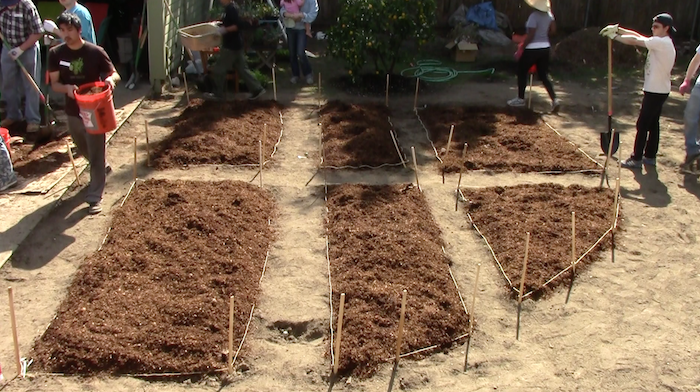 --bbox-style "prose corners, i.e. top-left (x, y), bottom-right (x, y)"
top-left (549, 20), bottom-right (556, 35)
top-left (19, 34), bottom-right (42, 51)
top-left (686, 53), bottom-right (700, 82)
top-left (614, 34), bottom-right (647, 48)
top-left (49, 70), bottom-right (78, 98)
top-left (618, 27), bottom-right (646, 39)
